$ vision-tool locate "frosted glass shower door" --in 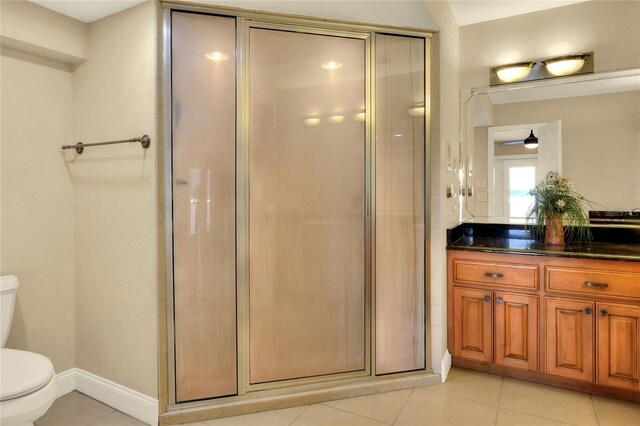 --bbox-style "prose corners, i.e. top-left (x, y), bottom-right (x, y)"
top-left (172, 12), bottom-right (237, 402)
top-left (375, 34), bottom-right (426, 374)
top-left (248, 28), bottom-right (366, 384)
